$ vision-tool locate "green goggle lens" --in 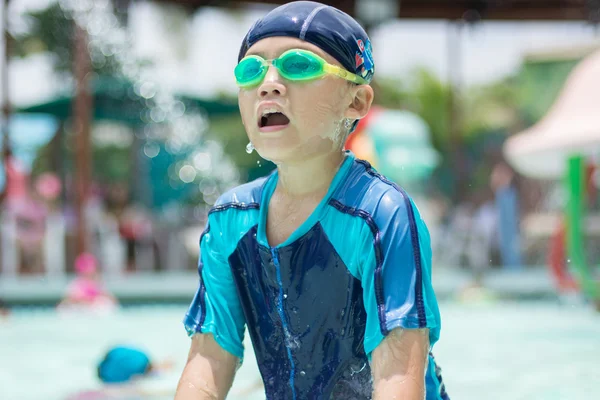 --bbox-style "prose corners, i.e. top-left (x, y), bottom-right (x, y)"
top-left (235, 50), bottom-right (327, 87)
top-left (277, 52), bottom-right (323, 80)
top-left (234, 56), bottom-right (266, 87)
